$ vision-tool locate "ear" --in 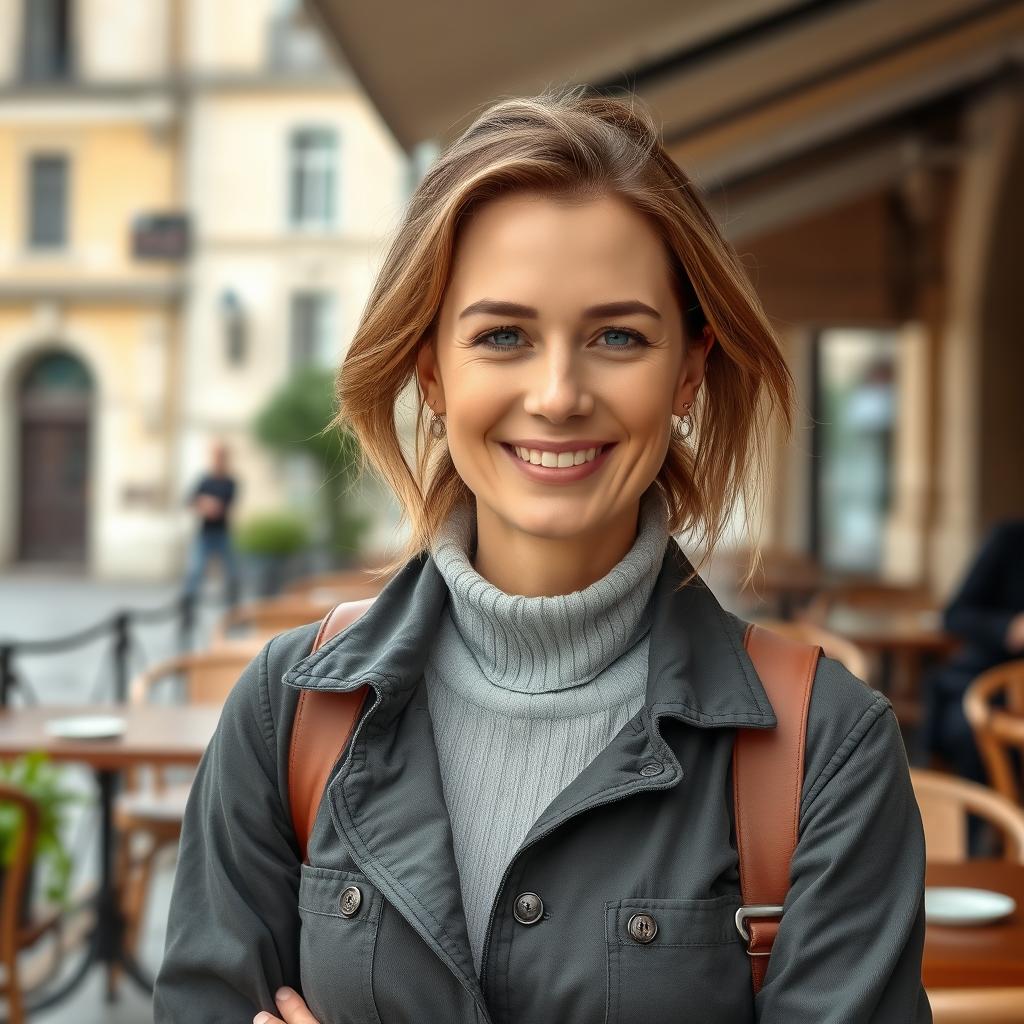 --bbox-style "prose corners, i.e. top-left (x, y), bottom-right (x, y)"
top-left (415, 336), bottom-right (445, 414)
top-left (672, 326), bottom-right (716, 417)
